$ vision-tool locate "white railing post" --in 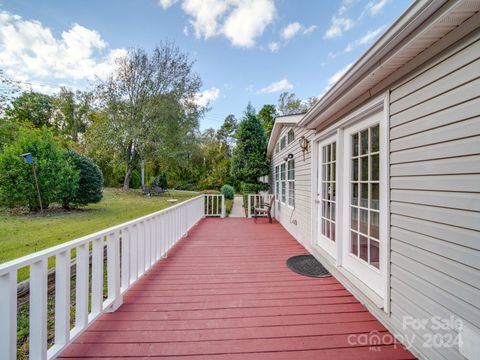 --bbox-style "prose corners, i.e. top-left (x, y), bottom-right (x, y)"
top-left (247, 194), bottom-right (252, 218)
top-left (54, 251), bottom-right (70, 348)
top-left (221, 195), bottom-right (225, 218)
top-left (0, 271), bottom-right (17, 360)
top-left (75, 243), bottom-right (89, 331)
top-left (30, 258), bottom-right (48, 360)
top-left (106, 232), bottom-right (122, 312)
top-left (91, 237), bottom-right (104, 316)
top-left (121, 228), bottom-right (130, 292)
top-left (130, 225), bottom-right (138, 284)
